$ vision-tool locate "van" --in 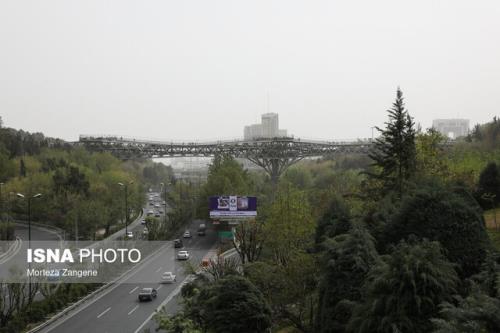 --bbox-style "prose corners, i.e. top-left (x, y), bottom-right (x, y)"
top-left (197, 223), bottom-right (206, 236)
